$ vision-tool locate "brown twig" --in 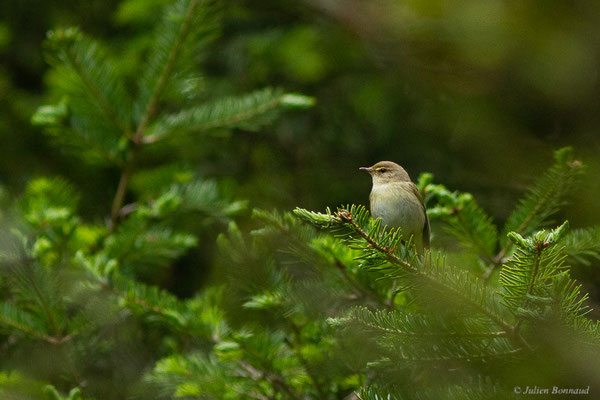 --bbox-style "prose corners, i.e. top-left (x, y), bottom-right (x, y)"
top-left (238, 361), bottom-right (307, 400)
top-left (109, 160), bottom-right (134, 231)
top-left (481, 248), bottom-right (508, 281)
